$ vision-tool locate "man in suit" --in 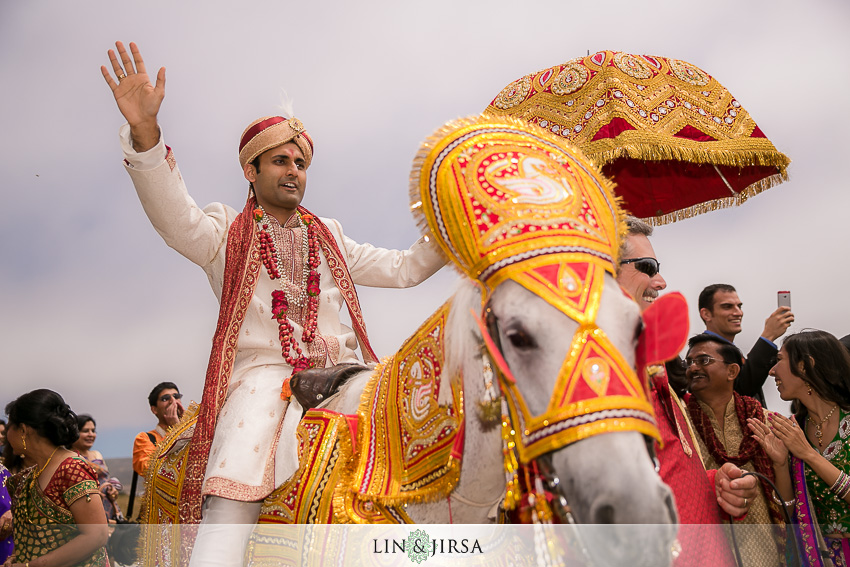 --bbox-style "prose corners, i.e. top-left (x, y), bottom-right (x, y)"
top-left (698, 283), bottom-right (794, 406)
